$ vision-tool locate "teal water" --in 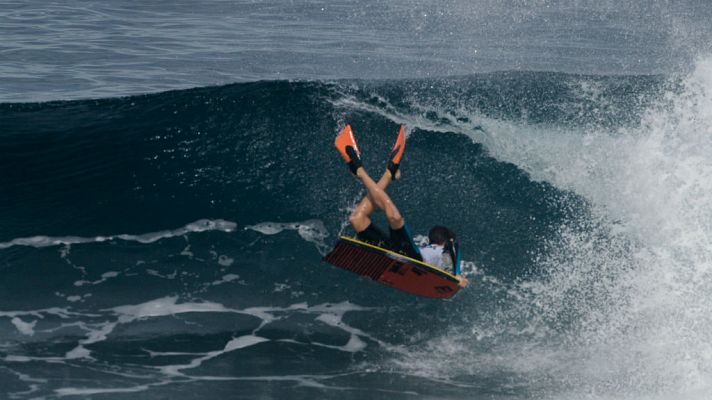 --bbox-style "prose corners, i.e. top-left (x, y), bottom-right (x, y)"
top-left (2, 1), bottom-right (712, 399)
top-left (2, 68), bottom-right (712, 398)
